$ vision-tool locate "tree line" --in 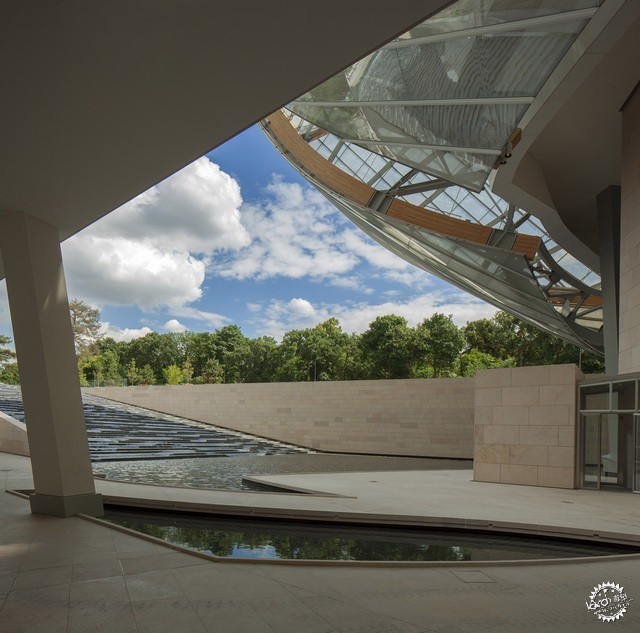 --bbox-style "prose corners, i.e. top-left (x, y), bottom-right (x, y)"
top-left (0, 301), bottom-right (604, 387)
